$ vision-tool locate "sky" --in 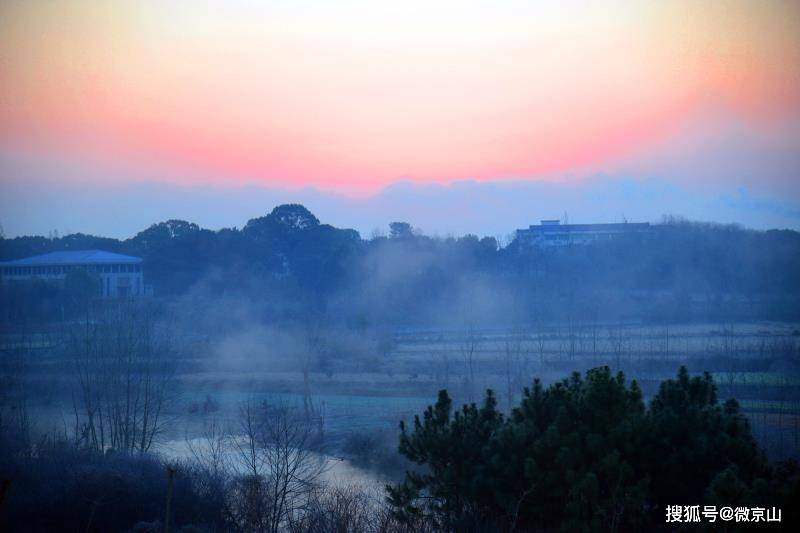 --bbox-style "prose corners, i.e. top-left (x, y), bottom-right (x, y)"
top-left (1, 0), bottom-right (799, 237)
